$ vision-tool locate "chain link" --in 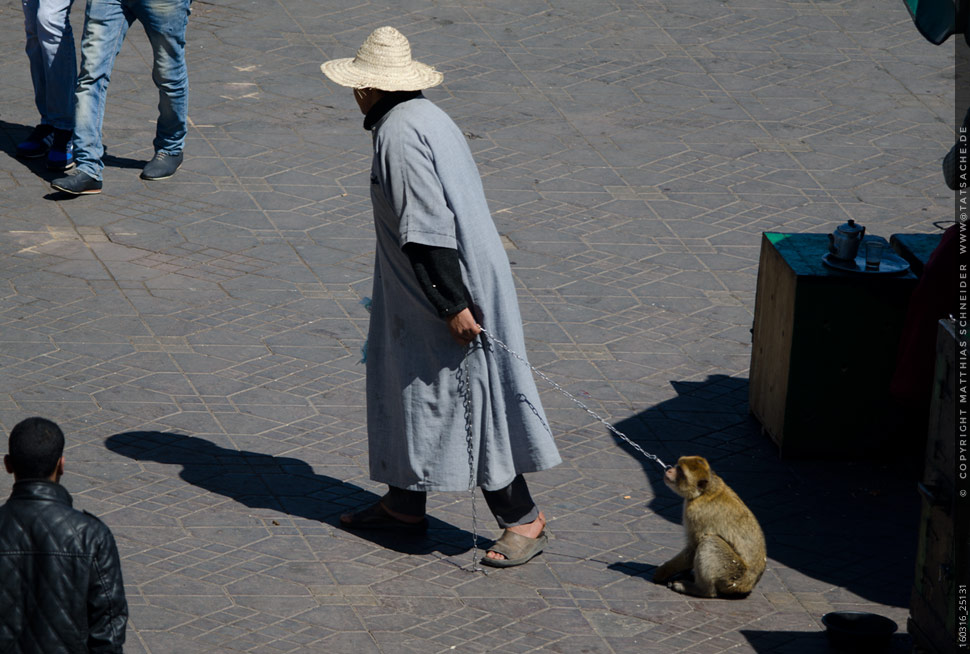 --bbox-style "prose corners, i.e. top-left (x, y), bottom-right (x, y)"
top-left (459, 345), bottom-right (486, 573)
top-left (479, 328), bottom-right (669, 472)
